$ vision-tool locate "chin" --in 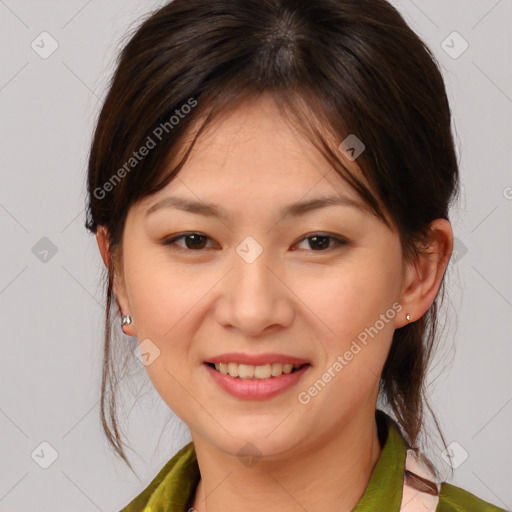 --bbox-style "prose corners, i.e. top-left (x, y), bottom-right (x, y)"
top-left (213, 423), bottom-right (302, 461)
